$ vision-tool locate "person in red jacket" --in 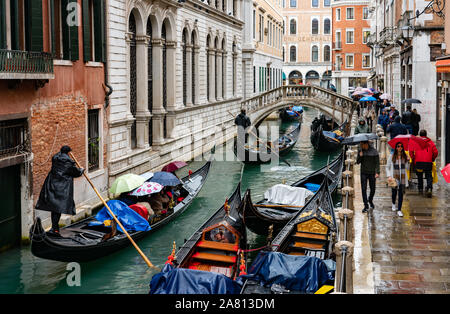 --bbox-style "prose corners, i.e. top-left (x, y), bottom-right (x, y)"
top-left (410, 129), bottom-right (438, 197)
